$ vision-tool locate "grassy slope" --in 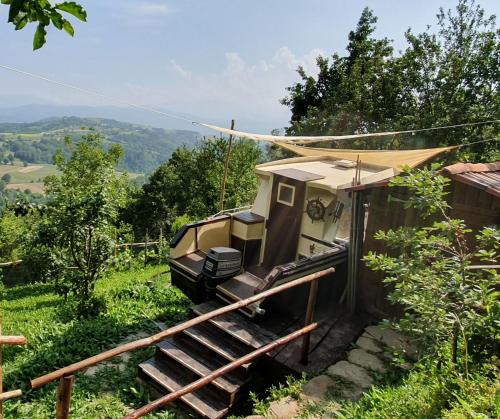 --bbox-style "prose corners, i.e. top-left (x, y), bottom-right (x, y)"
top-left (1, 265), bottom-right (191, 418)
